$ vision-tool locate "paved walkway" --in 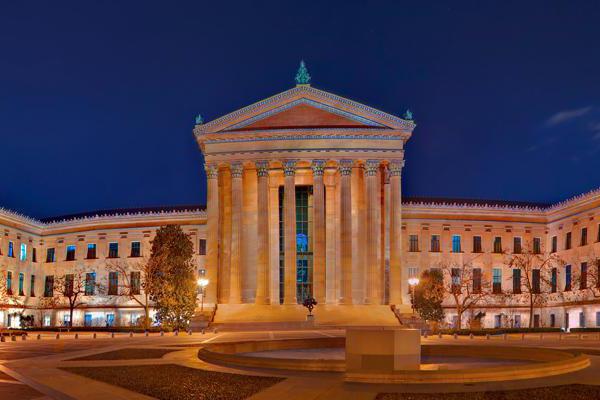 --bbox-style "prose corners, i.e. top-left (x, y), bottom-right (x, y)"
top-left (1, 330), bottom-right (600, 399)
